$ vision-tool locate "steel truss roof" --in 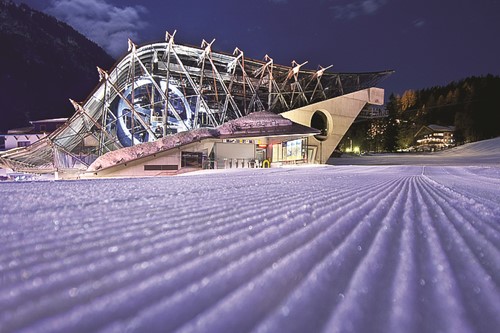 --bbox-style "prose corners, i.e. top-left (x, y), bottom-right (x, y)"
top-left (0, 31), bottom-right (393, 172)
